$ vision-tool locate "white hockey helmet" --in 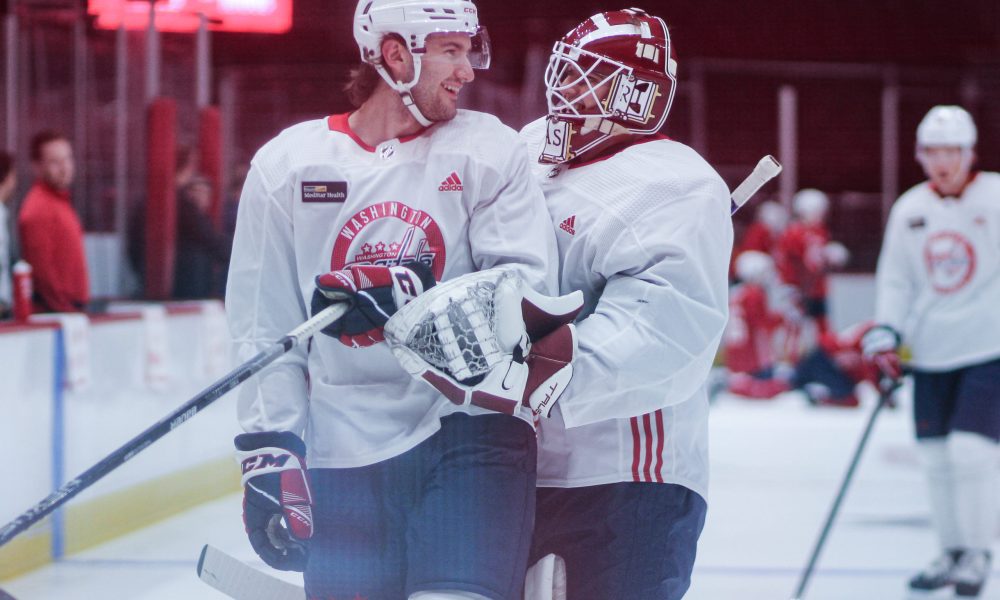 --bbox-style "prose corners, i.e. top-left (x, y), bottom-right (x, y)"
top-left (735, 251), bottom-right (775, 285)
top-left (823, 241), bottom-right (850, 268)
top-left (353, 0), bottom-right (491, 126)
top-left (792, 188), bottom-right (829, 223)
top-left (757, 201), bottom-right (789, 233)
top-left (916, 105), bottom-right (977, 148)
